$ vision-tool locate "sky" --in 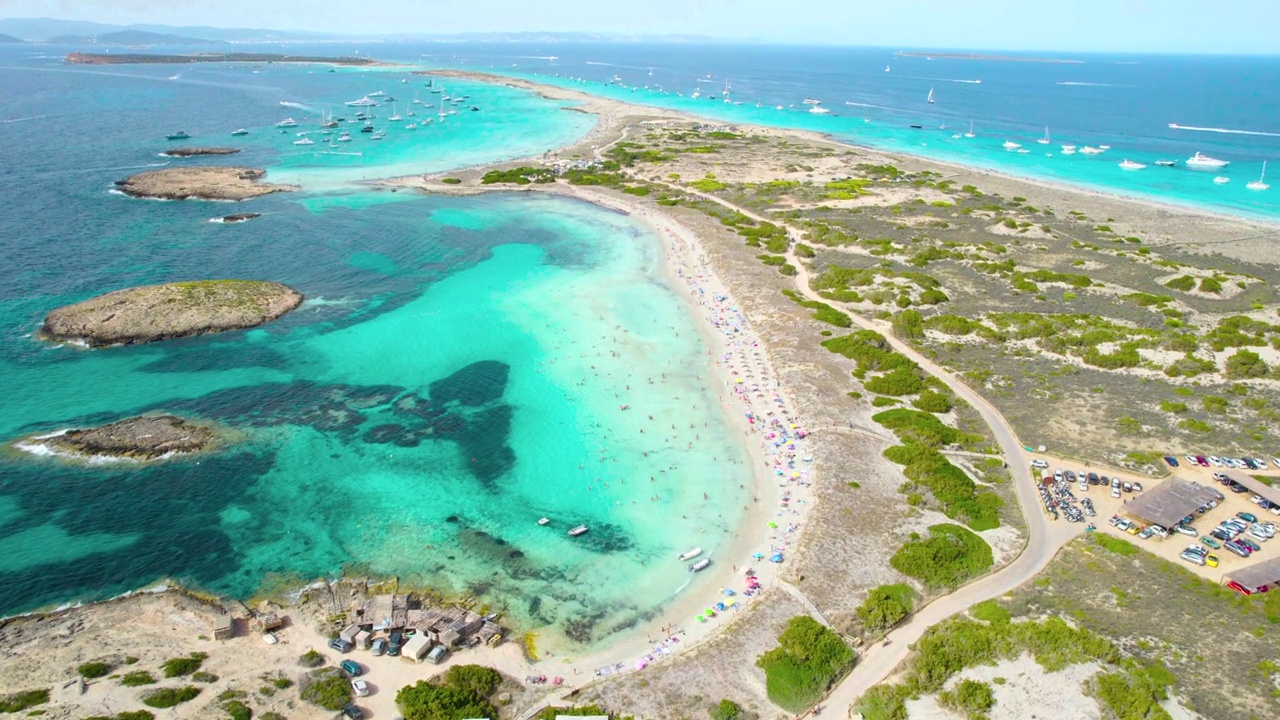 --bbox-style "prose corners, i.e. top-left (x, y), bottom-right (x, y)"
top-left (2, 0), bottom-right (1279, 53)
